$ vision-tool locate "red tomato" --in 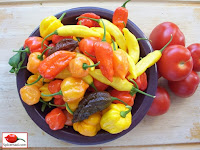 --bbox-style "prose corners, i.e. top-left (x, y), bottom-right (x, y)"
top-left (48, 80), bottom-right (62, 99)
top-left (187, 43), bottom-right (200, 72)
top-left (147, 86), bottom-right (170, 116)
top-left (79, 37), bottom-right (101, 62)
top-left (93, 78), bottom-right (109, 91)
top-left (132, 72), bottom-right (147, 91)
top-left (149, 22), bottom-right (185, 50)
top-left (109, 89), bottom-right (135, 106)
top-left (157, 45), bottom-right (193, 81)
top-left (168, 71), bottom-right (200, 98)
